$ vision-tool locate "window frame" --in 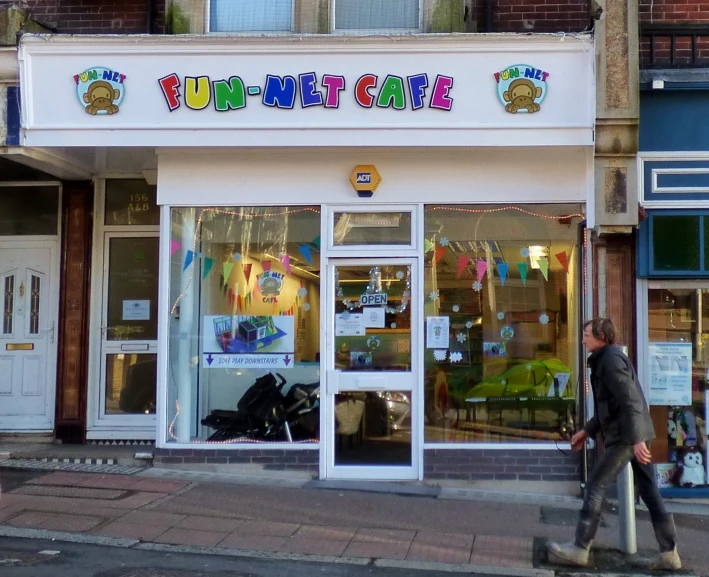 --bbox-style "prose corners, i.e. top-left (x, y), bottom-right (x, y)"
top-left (331, 0), bottom-right (423, 34)
top-left (206, 0), bottom-right (296, 34)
